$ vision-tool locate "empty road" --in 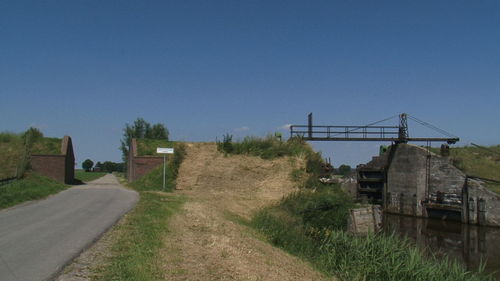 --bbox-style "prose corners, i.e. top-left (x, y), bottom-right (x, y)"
top-left (0, 174), bottom-right (138, 281)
